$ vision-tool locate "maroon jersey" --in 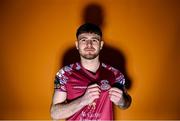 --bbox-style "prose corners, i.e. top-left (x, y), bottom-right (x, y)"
top-left (54, 62), bottom-right (125, 121)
